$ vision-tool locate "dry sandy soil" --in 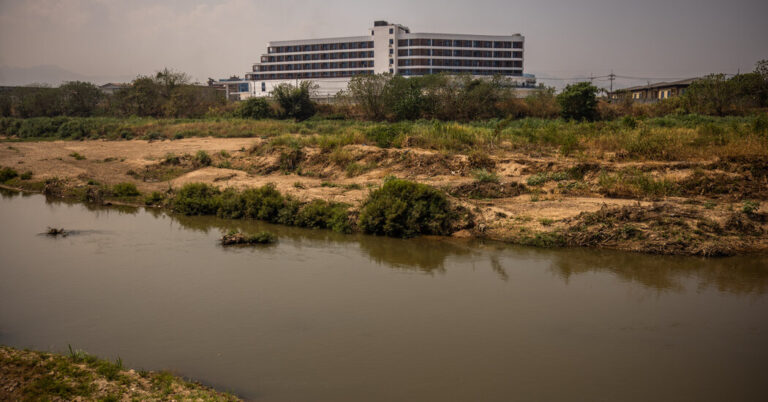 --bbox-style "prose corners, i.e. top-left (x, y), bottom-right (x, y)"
top-left (1, 138), bottom-right (766, 256)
